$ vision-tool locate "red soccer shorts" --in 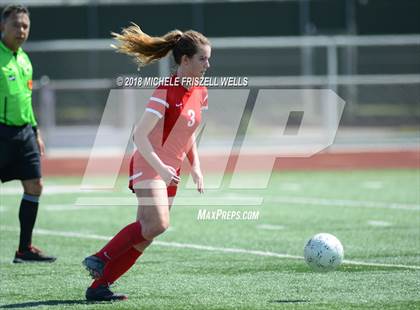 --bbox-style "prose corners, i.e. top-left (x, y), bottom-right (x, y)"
top-left (128, 152), bottom-right (179, 197)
